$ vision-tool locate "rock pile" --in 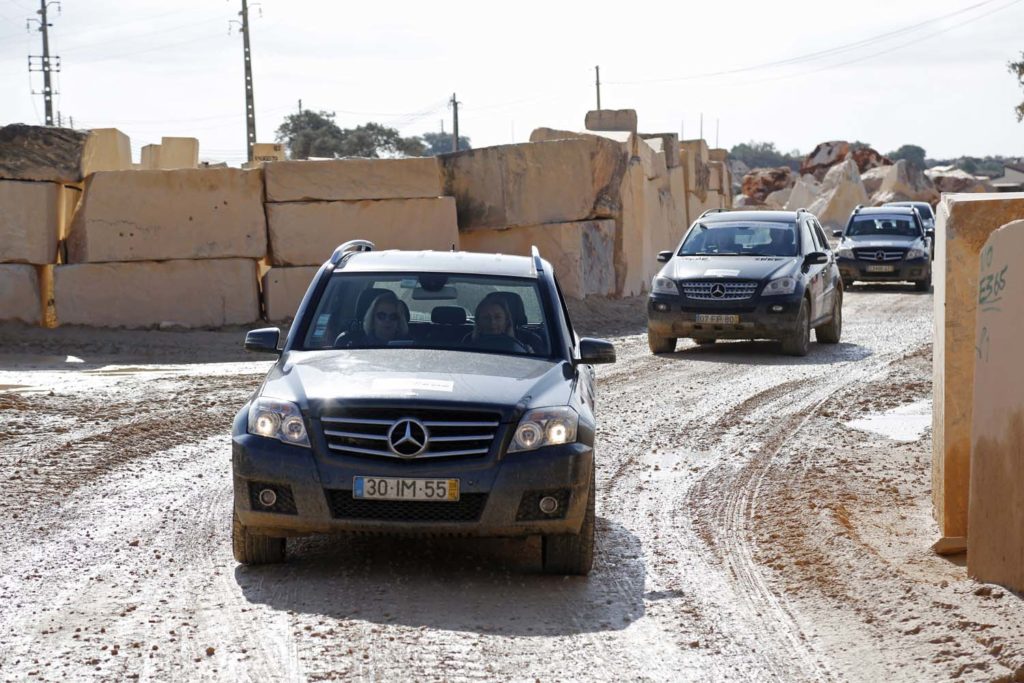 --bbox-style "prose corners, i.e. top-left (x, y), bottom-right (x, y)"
top-left (740, 167), bottom-right (793, 204)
